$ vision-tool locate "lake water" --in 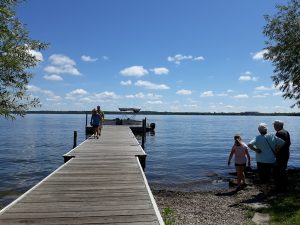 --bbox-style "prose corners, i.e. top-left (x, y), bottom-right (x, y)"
top-left (0, 114), bottom-right (299, 208)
